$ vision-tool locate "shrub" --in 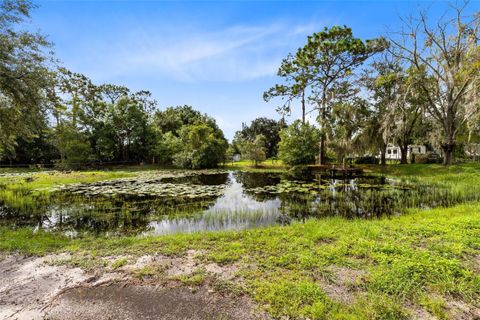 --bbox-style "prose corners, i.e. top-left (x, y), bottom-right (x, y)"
top-left (278, 121), bottom-right (320, 166)
top-left (173, 124), bottom-right (228, 169)
top-left (354, 156), bottom-right (379, 164)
